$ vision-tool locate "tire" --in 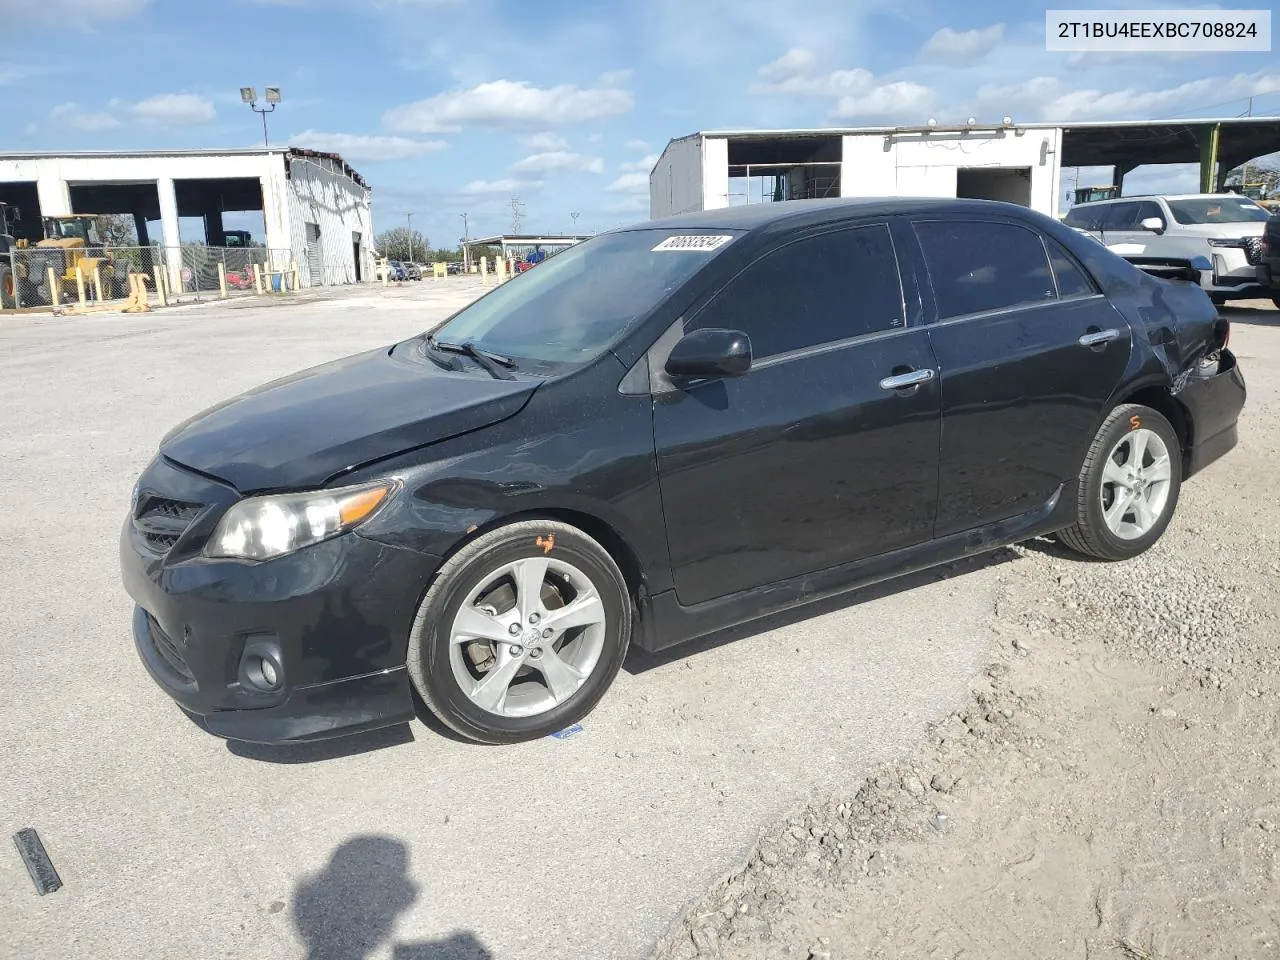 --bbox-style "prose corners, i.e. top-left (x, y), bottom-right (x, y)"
top-left (407, 519), bottom-right (632, 743)
top-left (1057, 403), bottom-right (1182, 561)
top-left (1272, 297), bottom-right (1280, 311)
top-left (1208, 293), bottom-right (1226, 307)
top-left (0, 265), bottom-right (14, 309)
